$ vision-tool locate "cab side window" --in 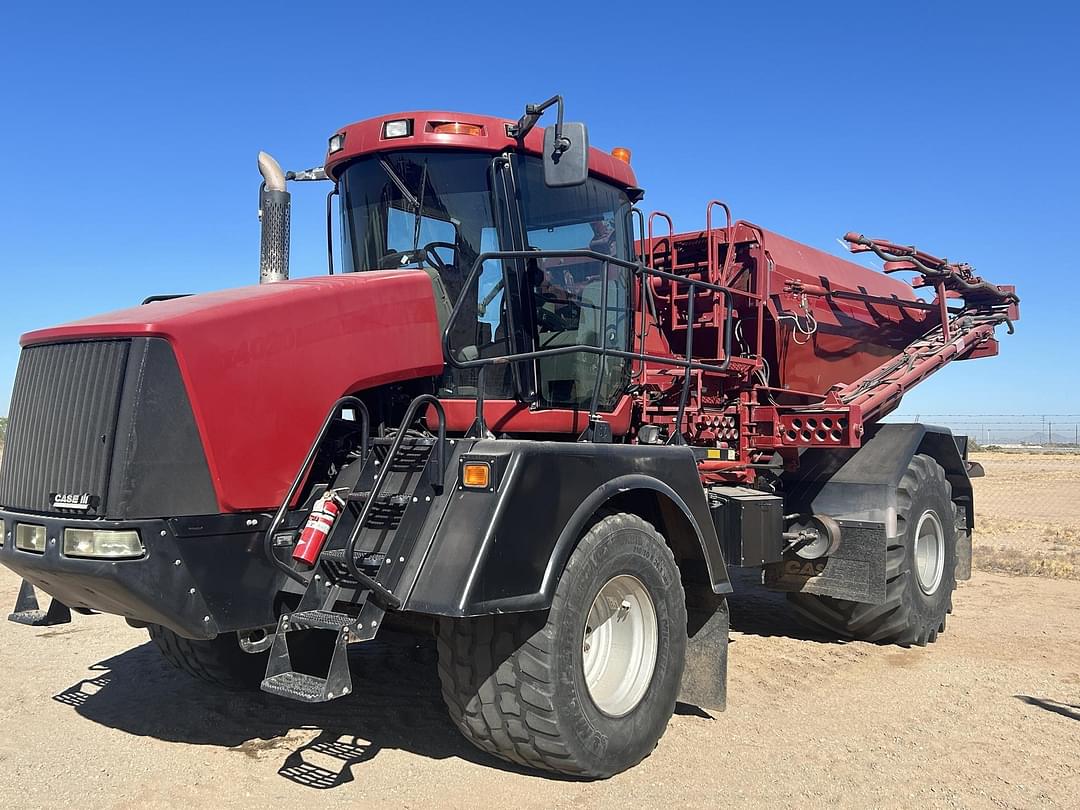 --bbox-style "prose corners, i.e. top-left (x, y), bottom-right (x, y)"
top-left (518, 158), bottom-right (634, 410)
